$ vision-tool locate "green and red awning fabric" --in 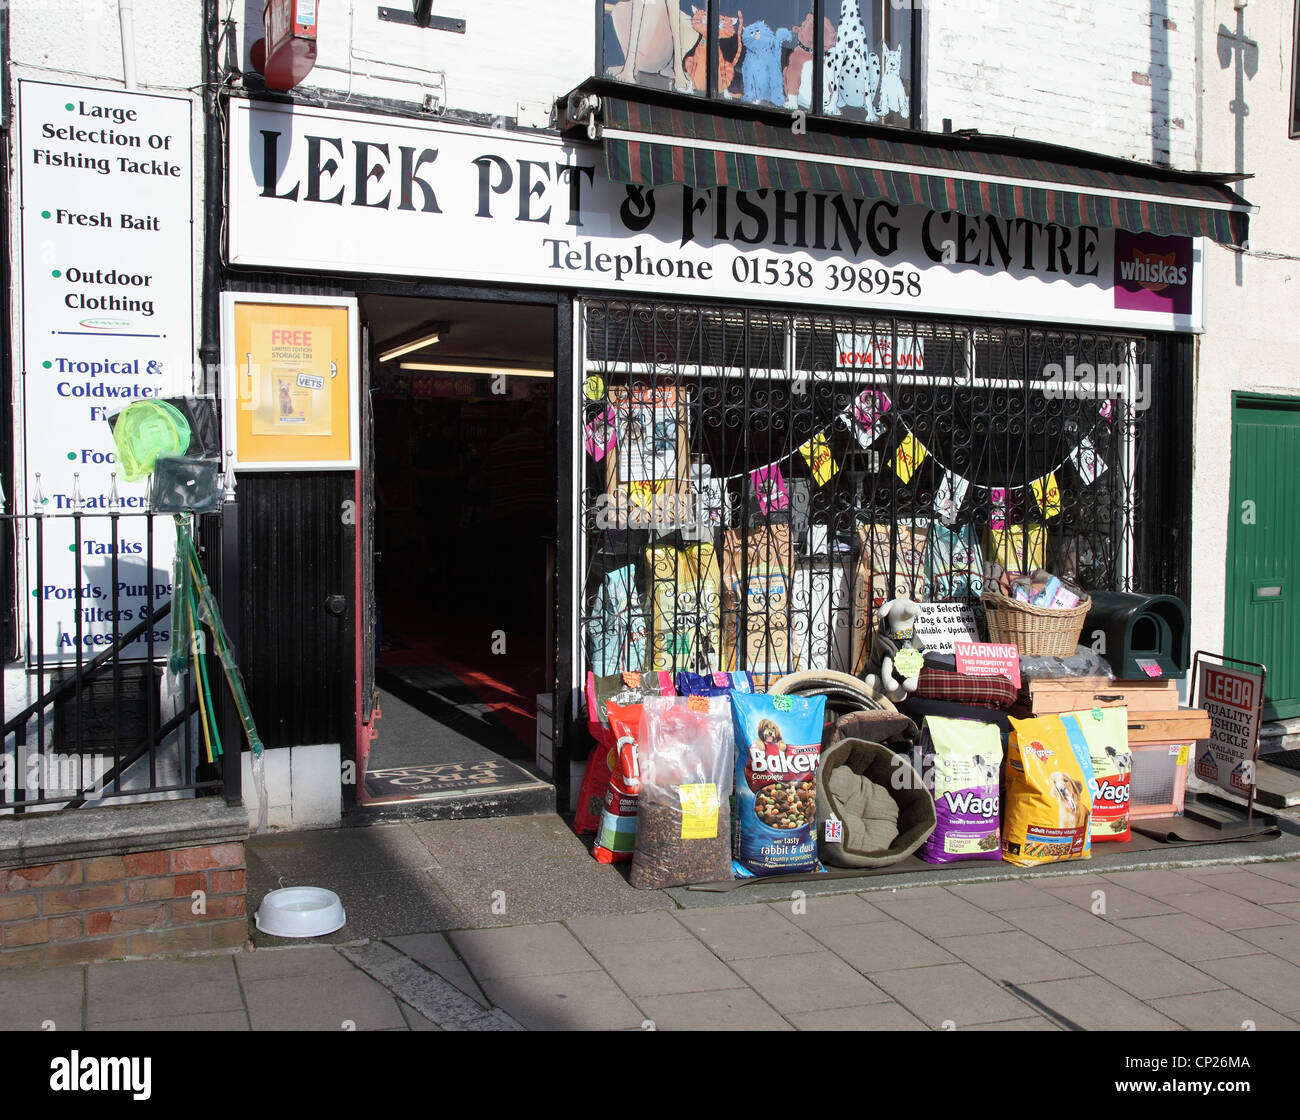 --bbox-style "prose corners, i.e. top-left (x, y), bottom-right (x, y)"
top-left (593, 92), bottom-right (1252, 247)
